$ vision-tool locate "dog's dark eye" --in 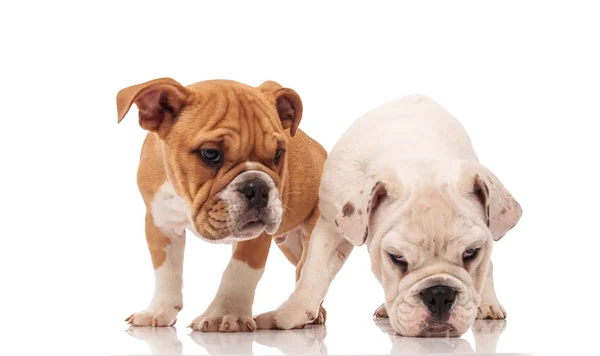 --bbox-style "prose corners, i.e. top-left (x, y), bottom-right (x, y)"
top-left (462, 248), bottom-right (480, 262)
top-left (274, 148), bottom-right (284, 165)
top-left (388, 253), bottom-right (408, 270)
top-left (197, 149), bottom-right (222, 165)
